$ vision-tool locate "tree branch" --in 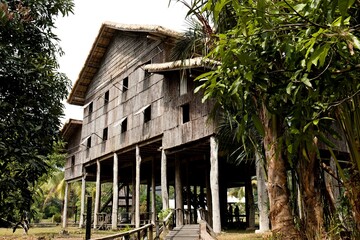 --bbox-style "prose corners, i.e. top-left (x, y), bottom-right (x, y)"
top-left (283, 0), bottom-right (328, 29)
